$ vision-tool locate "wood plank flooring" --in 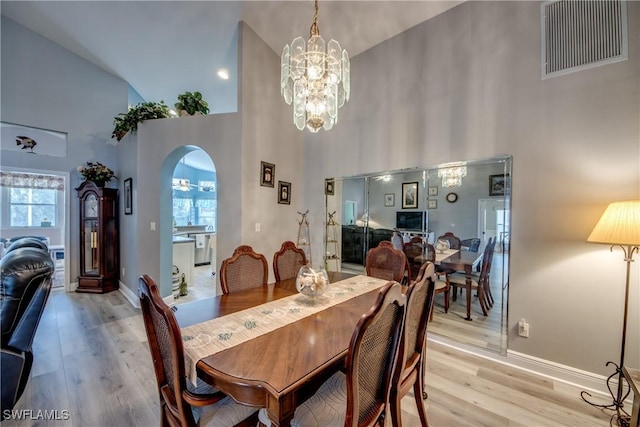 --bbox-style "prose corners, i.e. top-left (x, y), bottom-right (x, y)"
top-left (3, 289), bottom-right (611, 427)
